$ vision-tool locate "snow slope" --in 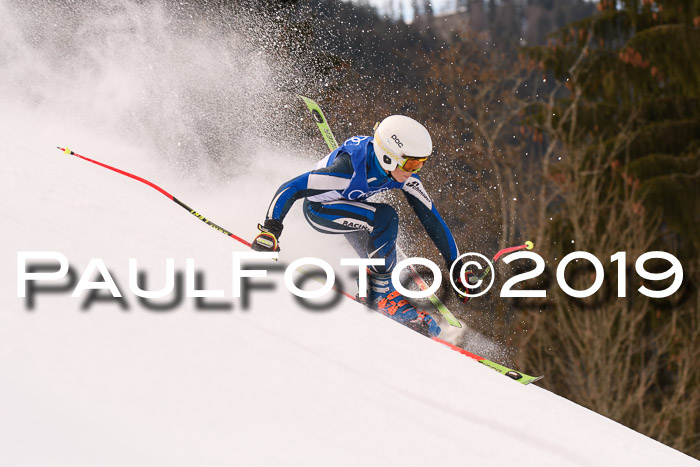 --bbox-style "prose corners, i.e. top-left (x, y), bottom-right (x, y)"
top-left (3, 99), bottom-right (700, 467)
top-left (1, 1), bottom-right (698, 466)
